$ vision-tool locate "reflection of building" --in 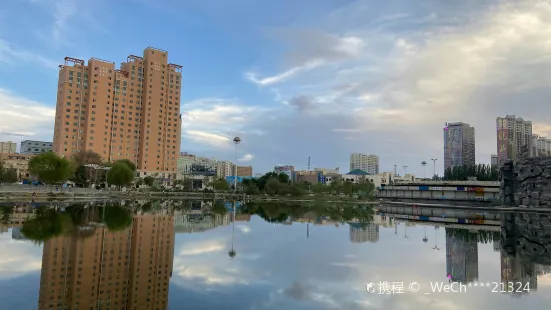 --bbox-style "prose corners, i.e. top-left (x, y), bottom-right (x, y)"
top-left (443, 122), bottom-right (475, 170)
top-left (37, 212), bottom-right (175, 310)
top-left (11, 227), bottom-right (27, 240)
top-left (496, 115), bottom-right (532, 165)
top-left (348, 222), bottom-right (379, 243)
top-left (493, 240), bottom-right (501, 252)
top-left (500, 251), bottom-right (538, 294)
top-left (20, 140), bottom-right (53, 155)
top-left (373, 215), bottom-right (393, 228)
top-left (350, 153), bottom-right (379, 175)
top-left (491, 154), bottom-right (498, 169)
top-left (173, 211), bottom-right (230, 233)
top-left (445, 229), bottom-right (478, 283)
